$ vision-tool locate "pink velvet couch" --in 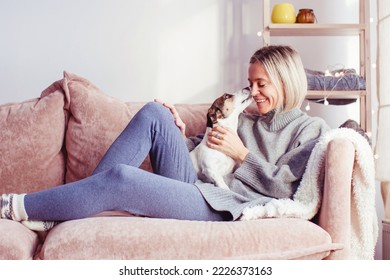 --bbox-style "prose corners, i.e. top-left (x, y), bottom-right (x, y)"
top-left (0, 71), bottom-right (354, 260)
